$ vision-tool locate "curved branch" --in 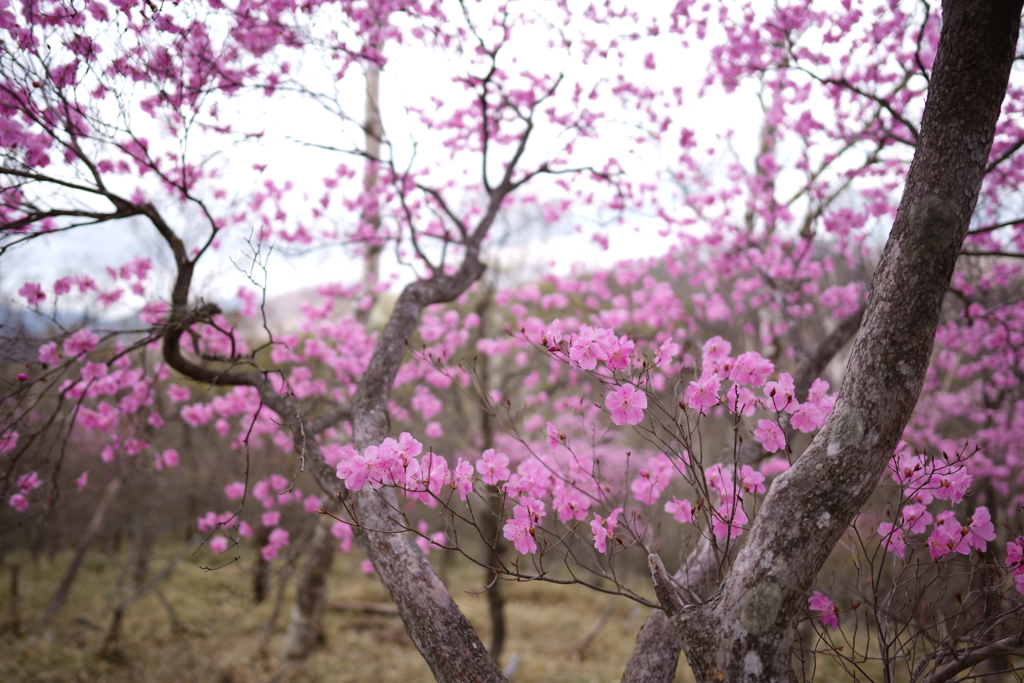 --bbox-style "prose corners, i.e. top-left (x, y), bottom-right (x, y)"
top-left (919, 635), bottom-right (1024, 683)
